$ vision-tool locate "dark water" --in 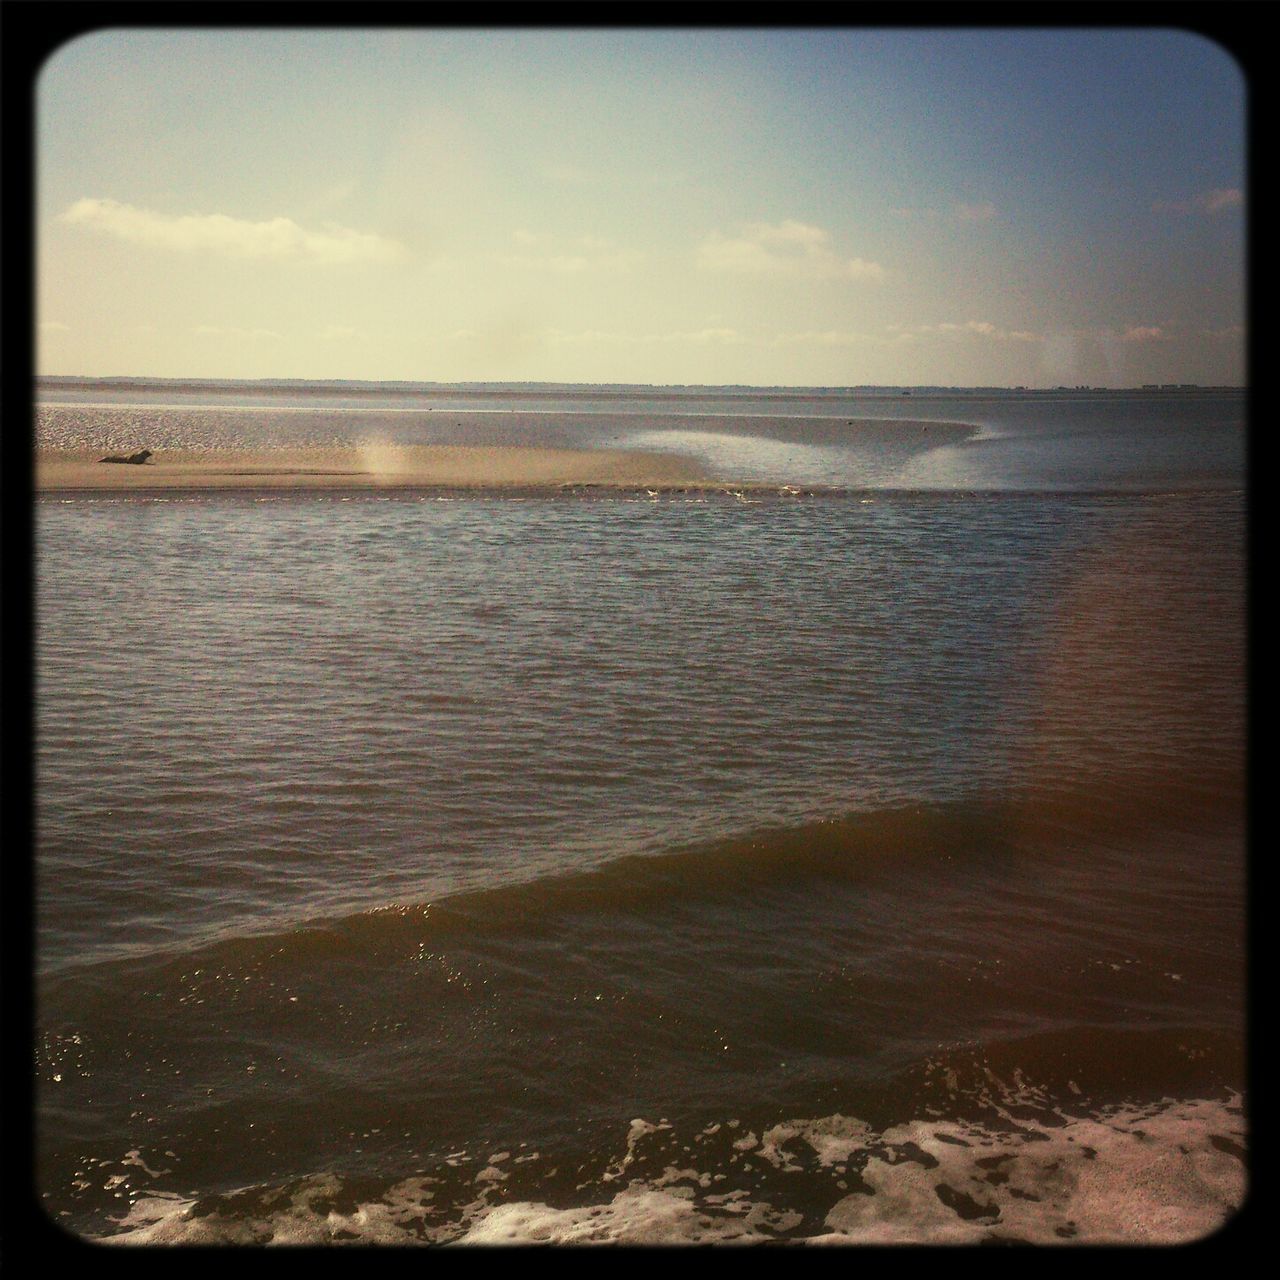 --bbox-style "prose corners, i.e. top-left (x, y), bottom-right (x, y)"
top-left (34, 387), bottom-right (1247, 1244)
